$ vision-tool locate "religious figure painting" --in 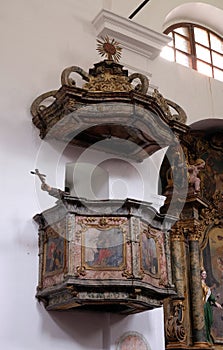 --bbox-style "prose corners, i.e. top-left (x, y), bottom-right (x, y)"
top-left (197, 142), bottom-right (223, 201)
top-left (44, 236), bottom-right (65, 275)
top-left (203, 227), bottom-right (223, 341)
top-left (141, 232), bottom-right (158, 276)
top-left (83, 227), bottom-right (125, 269)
